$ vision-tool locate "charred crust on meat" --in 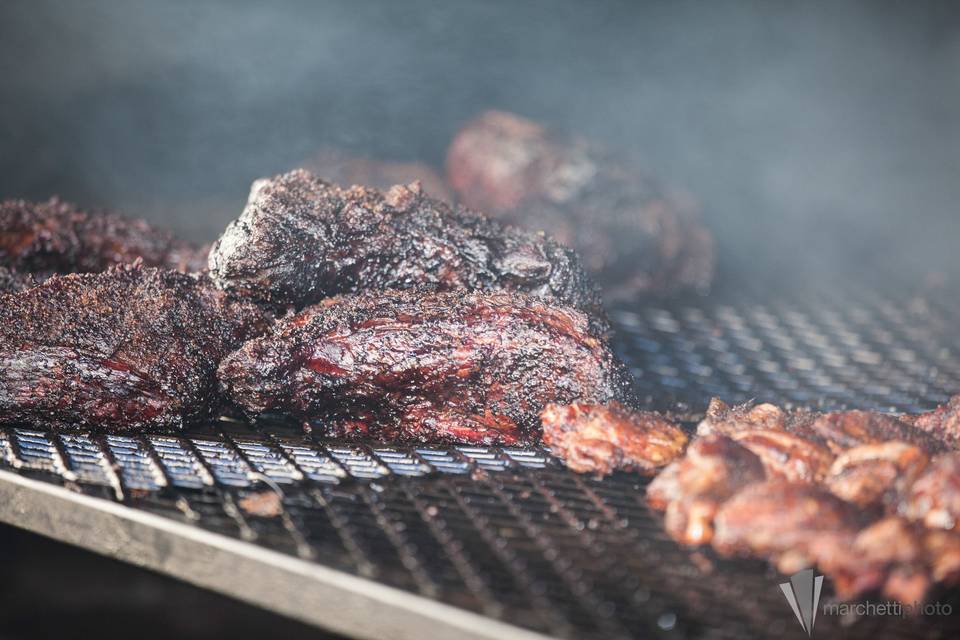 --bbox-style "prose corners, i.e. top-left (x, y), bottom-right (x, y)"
top-left (0, 197), bottom-right (208, 278)
top-left (0, 264), bottom-right (270, 431)
top-left (218, 289), bottom-right (633, 445)
top-left (207, 170), bottom-right (607, 331)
